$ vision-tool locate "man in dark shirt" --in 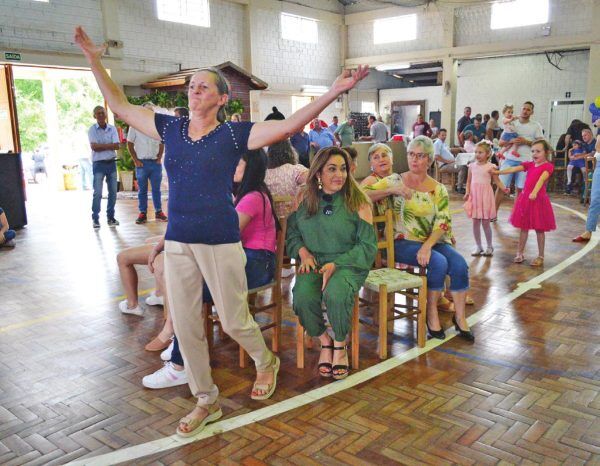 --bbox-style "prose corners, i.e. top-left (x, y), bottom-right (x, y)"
top-left (412, 114), bottom-right (432, 137)
top-left (290, 130), bottom-right (310, 168)
top-left (456, 106), bottom-right (472, 145)
top-left (462, 116), bottom-right (486, 142)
